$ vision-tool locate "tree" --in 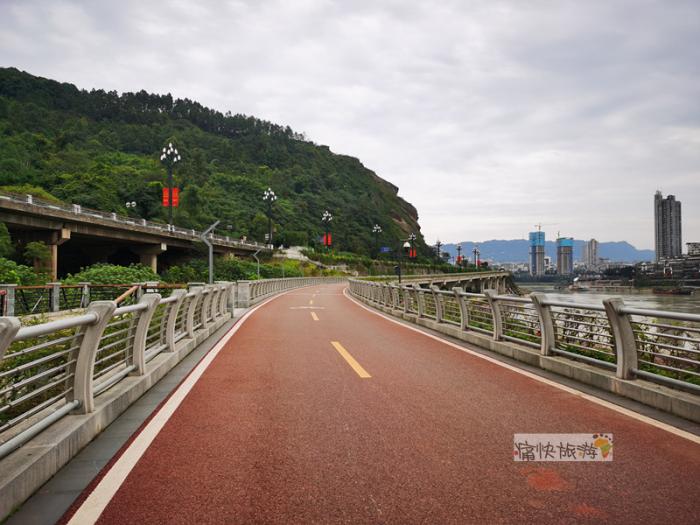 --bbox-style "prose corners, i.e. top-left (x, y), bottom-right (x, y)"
top-left (0, 222), bottom-right (13, 258)
top-left (24, 241), bottom-right (52, 270)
